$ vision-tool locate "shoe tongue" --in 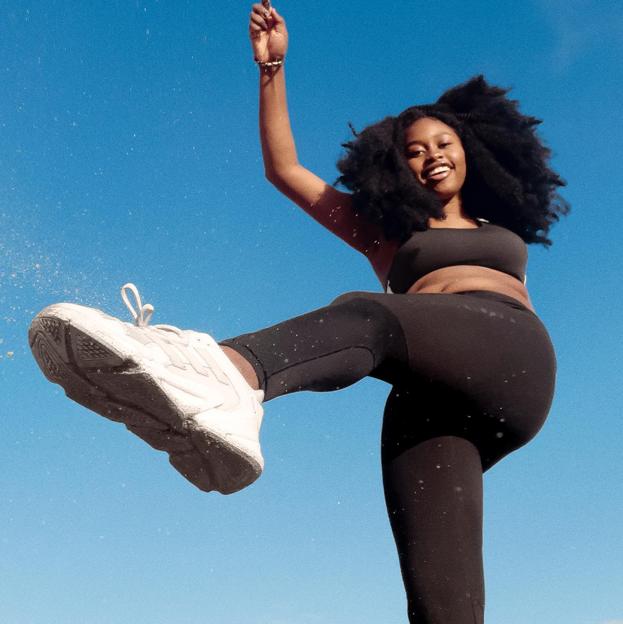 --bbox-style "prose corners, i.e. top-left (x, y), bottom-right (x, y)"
top-left (153, 323), bottom-right (184, 337)
top-left (158, 325), bottom-right (178, 334)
